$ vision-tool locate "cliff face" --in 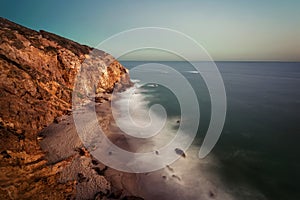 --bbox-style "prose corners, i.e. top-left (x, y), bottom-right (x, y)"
top-left (0, 18), bottom-right (132, 199)
top-left (0, 17), bottom-right (131, 137)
